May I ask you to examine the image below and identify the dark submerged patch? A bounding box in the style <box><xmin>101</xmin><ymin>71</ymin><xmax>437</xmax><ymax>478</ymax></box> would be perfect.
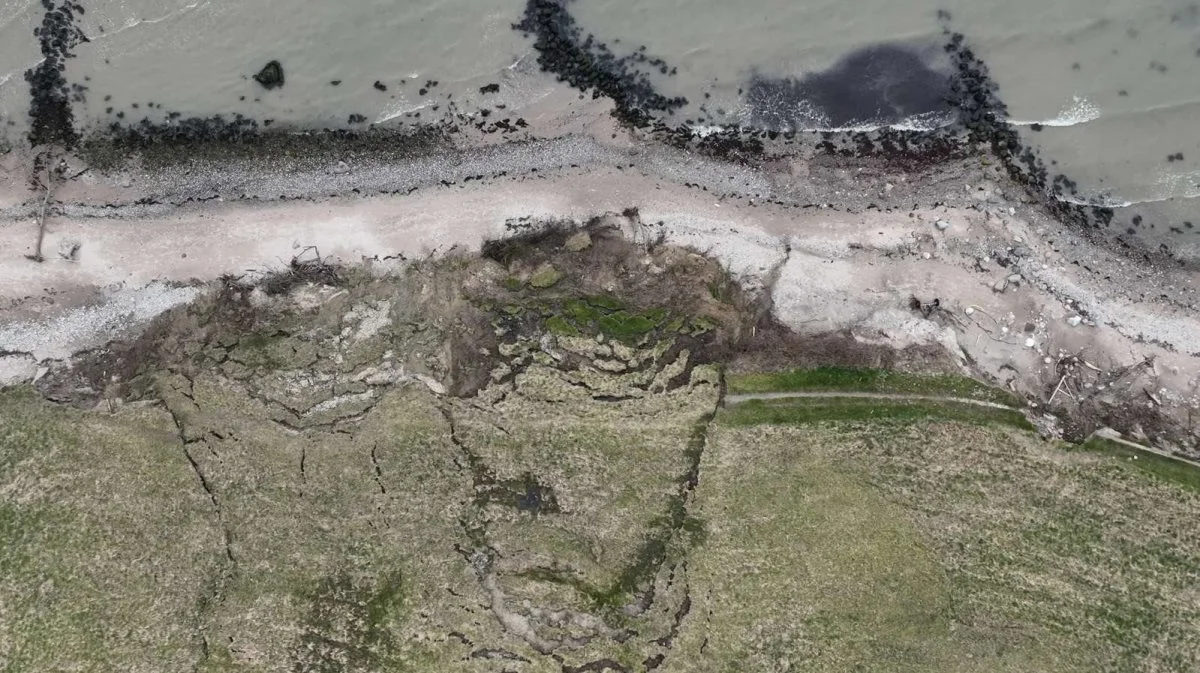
<box><xmin>745</xmin><ymin>44</ymin><xmax>953</xmax><ymax>131</ymax></box>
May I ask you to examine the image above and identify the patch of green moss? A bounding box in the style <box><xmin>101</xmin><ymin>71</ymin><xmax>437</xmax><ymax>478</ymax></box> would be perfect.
<box><xmin>230</xmin><ymin>330</ymin><xmax>291</xmax><ymax>369</ymax></box>
<box><xmin>529</xmin><ymin>264</ymin><xmax>564</xmax><ymax>289</ymax></box>
<box><xmin>546</xmin><ymin>297</ymin><xmax>670</xmax><ymax>345</ymax></box>
<box><xmin>501</xmin><ymin>276</ymin><xmax>524</xmax><ymax>292</ymax></box>
<box><xmin>586</xmin><ymin>295</ymin><xmax>625</xmax><ymax>311</ymax></box>
<box><xmin>686</xmin><ymin>315</ymin><xmax>718</xmax><ymax>336</ymax></box>
<box><xmin>727</xmin><ymin>367</ymin><xmax>1023</xmax><ymax>407</ymax></box>
<box><xmin>290</xmin><ymin>570</ymin><xmax>408</xmax><ymax>672</ymax></box>
<box><xmin>528</xmin><ymin>417</ymin><xmax>710</xmax><ymax>614</ymax></box>
<box><xmin>706</xmin><ymin>278</ymin><xmax>737</xmax><ymax>304</ymax></box>
<box><xmin>546</xmin><ymin>315</ymin><xmax>581</xmax><ymax>336</ymax></box>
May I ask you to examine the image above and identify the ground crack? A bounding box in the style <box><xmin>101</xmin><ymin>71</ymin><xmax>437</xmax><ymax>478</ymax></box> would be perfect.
<box><xmin>162</xmin><ymin>386</ymin><xmax>237</xmax><ymax>568</ymax></box>
<box><xmin>369</xmin><ymin>442</ymin><xmax>387</xmax><ymax>494</ymax></box>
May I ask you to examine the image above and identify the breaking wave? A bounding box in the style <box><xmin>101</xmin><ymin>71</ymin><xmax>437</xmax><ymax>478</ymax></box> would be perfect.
<box><xmin>1009</xmin><ymin>96</ymin><xmax>1101</xmax><ymax>127</ymax></box>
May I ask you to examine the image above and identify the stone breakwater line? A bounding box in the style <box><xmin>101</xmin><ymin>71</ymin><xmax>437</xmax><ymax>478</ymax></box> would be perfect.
<box><xmin>513</xmin><ymin>4</ymin><xmax>1187</xmax><ymax>265</ymax></box>
<box><xmin>26</xmin><ymin>0</ymin><xmax>87</xmax><ymax>149</ymax></box>
<box><xmin>5</xmin><ymin>2</ymin><xmax>1193</xmax><ymax>266</ymax></box>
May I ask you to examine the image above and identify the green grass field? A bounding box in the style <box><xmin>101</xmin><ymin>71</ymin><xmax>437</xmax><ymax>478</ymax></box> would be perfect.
<box><xmin>1072</xmin><ymin>435</ymin><xmax>1200</xmax><ymax>493</ymax></box>
<box><xmin>674</xmin><ymin>400</ymin><xmax>1200</xmax><ymax>672</ymax></box>
<box><xmin>726</xmin><ymin>366</ymin><xmax>1023</xmax><ymax>407</ymax></box>
<box><xmin>4</xmin><ymin>360</ymin><xmax>1199</xmax><ymax>672</ymax></box>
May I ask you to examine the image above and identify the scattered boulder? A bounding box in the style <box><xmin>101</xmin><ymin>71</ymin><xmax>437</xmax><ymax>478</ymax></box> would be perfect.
<box><xmin>57</xmin><ymin>239</ymin><xmax>81</xmax><ymax>261</ymax></box>
<box><xmin>991</xmin><ymin>278</ymin><xmax>1008</xmax><ymax>293</ymax></box>
<box><xmin>253</xmin><ymin>60</ymin><xmax>285</xmax><ymax>90</ymax></box>
<box><xmin>1066</xmin><ymin>315</ymin><xmax>1083</xmax><ymax>327</ymax></box>
<box><xmin>529</xmin><ymin>263</ymin><xmax>563</xmax><ymax>288</ymax></box>
<box><xmin>0</xmin><ymin>353</ymin><xmax>37</xmax><ymax>387</ymax></box>
<box><xmin>564</xmin><ymin>231</ymin><xmax>592</xmax><ymax>252</ymax></box>
<box><xmin>934</xmin><ymin>219</ymin><xmax>950</xmax><ymax>231</ymax></box>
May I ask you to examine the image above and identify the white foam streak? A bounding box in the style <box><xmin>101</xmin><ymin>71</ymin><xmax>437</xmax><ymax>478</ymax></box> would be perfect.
<box><xmin>1057</xmin><ymin>170</ymin><xmax>1200</xmax><ymax>208</ymax></box>
<box><xmin>0</xmin><ymin>57</ymin><xmax>45</xmax><ymax>91</ymax></box>
<box><xmin>1010</xmin><ymin>96</ymin><xmax>1100</xmax><ymax>127</ymax></box>
<box><xmin>375</xmin><ymin>101</ymin><xmax>428</xmax><ymax>124</ymax></box>
<box><xmin>97</xmin><ymin>0</ymin><xmax>209</xmax><ymax>42</ymax></box>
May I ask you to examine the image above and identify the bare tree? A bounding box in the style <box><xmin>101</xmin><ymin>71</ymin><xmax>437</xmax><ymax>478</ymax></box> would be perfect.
<box><xmin>25</xmin><ymin>147</ymin><xmax>66</xmax><ymax>263</ymax></box>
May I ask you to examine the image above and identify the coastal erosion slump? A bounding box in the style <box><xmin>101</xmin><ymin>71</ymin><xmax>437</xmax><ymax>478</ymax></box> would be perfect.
<box><xmin>7</xmin><ymin>206</ymin><xmax>1200</xmax><ymax>454</ymax></box>
<box><xmin>1</xmin><ymin>218</ymin><xmax>759</xmax><ymax>670</ymax></box>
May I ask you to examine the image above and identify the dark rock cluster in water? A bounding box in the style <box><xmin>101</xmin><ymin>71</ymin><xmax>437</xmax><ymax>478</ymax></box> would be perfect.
<box><xmin>25</xmin><ymin>0</ymin><xmax>89</xmax><ymax>148</ymax></box>
<box><xmin>745</xmin><ymin>45</ymin><xmax>953</xmax><ymax>131</ymax></box>
<box><xmin>514</xmin><ymin>0</ymin><xmax>687</xmax><ymax>126</ymax></box>
<box><xmin>252</xmin><ymin>60</ymin><xmax>285</xmax><ymax>90</ymax></box>
<box><xmin>103</xmin><ymin>114</ymin><xmax>261</xmax><ymax>147</ymax></box>
<box><xmin>939</xmin><ymin>26</ymin><xmax>1120</xmax><ymax>240</ymax></box>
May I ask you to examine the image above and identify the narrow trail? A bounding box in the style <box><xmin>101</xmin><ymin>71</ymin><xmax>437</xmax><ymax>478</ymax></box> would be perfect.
<box><xmin>723</xmin><ymin>390</ymin><xmax>1016</xmax><ymax>410</ymax></box>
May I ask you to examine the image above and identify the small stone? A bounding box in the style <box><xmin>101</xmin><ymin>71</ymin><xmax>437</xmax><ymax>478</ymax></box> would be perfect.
<box><xmin>529</xmin><ymin>263</ymin><xmax>564</xmax><ymax>289</ymax></box>
<box><xmin>1007</xmin><ymin>273</ymin><xmax>1022</xmax><ymax>284</ymax></box>
<box><xmin>934</xmin><ymin>219</ymin><xmax>950</xmax><ymax>231</ymax></box>
<box><xmin>252</xmin><ymin>60</ymin><xmax>285</xmax><ymax>90</ymax></box>
<box><xmin>964</xmin><ymin>307</ymin><xmax>975</xmax><ymax>315</ymax></box>
<box><xmin>57</xmin><ymin>239</ymin><xmax>80</xmax><ymax>261</ymax></box>
<box><xmin>1024</xmin><ymin>337</ymin><xmax>1036</xmax><ymax>348</ymax></box>
<box><xmin>922</xmin><ymin>252</ymin><xmax>932</xmax><ymax>260</ymax></box>
<box><xmin>1044</xmin><ymin>357</ymin><xmax>1053</xmax><ymax>364</ymax></box>
<box><xmin>564</xmin><ymin>231</ymin><xmax>592</xmax><ymax>252</ymax></box>
<box><xmin>1066</xmin><ymin>315</ymin><xmax>1083</xmax><ymax>327</ymax></box>
<box><xmin>992</xmin><ymin>279</ymin><xmax>1008</xmax><ymax>293</ymax></box>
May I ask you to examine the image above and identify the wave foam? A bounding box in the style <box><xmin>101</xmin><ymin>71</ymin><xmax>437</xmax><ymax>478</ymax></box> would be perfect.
<box><xmin>1010</xmin><ymin>96</ymin><xmax>1100</xmax><ymax>127</ymax></box>
<box><xmin>1057</xmin><ymin>171</ymin><xmax>1200</xmax><ymax>209</ymax></box>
